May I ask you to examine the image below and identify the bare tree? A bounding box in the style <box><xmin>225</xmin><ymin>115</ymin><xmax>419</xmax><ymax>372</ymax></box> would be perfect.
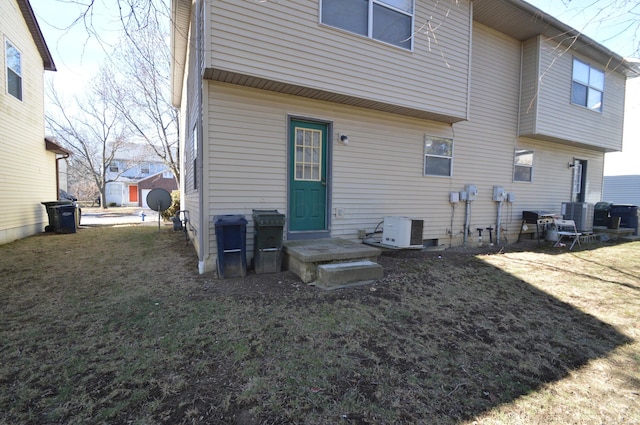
<box><xmin>45</xmin><ymin>70</ymin><xmax>132</xmax><ymax>208</ymax></box>
<box><xmin>103</xmin><ymin>18</ymin><xmax>180</xmax><ymax>186</ymax></box>
<box><xmin>40</xmin><ymin>0</ymin><xmax>179</xmax><ymax>185</ymax></box>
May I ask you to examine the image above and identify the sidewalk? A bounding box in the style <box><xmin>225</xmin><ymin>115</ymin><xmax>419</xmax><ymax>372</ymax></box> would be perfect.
<box><xmin>80</xmin><ymin>207</ymin><xmax>162</xmax><ymax>226</ymax></box>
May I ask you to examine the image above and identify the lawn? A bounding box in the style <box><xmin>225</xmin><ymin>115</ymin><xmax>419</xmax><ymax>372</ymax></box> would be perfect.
<box><xmin>1</xmin><ymin>226</ymin><xmax>638</xmax><ymax>424</ymax></box>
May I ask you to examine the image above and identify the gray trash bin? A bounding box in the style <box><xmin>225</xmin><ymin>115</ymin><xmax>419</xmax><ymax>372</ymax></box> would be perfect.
<box><xmin>252</xmin><ymin>209</ymin><xmax>285</xmax><ymax>274</ymax></box>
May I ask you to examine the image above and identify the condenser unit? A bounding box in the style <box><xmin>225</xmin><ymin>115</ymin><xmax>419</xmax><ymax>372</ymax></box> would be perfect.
<box><xmin>382</xmin><ymin>216</ymin><xmax>424</xmax><ymax>248</ymax></box>
<box><xmin>561</xmin><ymin>202</ymin><xmax>594</xmax><ymax>232</ymax></box>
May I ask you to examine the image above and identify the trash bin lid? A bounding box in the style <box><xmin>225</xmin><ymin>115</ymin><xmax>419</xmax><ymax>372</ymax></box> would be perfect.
<box><xmin>594</xmin><ymin>201</ymin><xmax>613</xmax><ymax>210</ymax></box>
<box><xmin>214</xmin><ymin>214</ymin><xmax>247</xmax><ymax>226</ymax></box>
<box><xmin>252</xmin><ymin>209</ymin><xmax>285</xmax><ymax>226</ymax></box>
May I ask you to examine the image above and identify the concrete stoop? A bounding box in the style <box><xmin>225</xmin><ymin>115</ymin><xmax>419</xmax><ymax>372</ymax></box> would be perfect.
<box><xmin>283</xmin><ymin>238</ymin><xmax>383</xmax><ymax>287</ymax></box>
<box><xmin>313</xmin><ymin>260</ymin><xmax>384</xmax><ymax>290</ymax></box>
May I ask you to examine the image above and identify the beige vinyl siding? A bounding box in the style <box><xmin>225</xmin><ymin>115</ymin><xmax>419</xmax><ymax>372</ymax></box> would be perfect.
<box><xmin>519</xmin><ymin>36</ymin><xmax>626</xmax><ymax>152</ymax></box>
<box><xmin>205</xmin><ymin>0</ymin><xmax>471</xmax><ymax>122</ymax></box>
<box><xmin>0</xmin><ymin>0</ymin><xmax>56</xmax><ymax>245</ymax></box>
<box><xmin>518</xmin><ymin>37</ymin><xmax>539</xmax><ymax>135</ymax></box>
<box><xmin>180</xmin><ymin>3</ymin><xmax>201</xmax><ymax>254</ymax></box>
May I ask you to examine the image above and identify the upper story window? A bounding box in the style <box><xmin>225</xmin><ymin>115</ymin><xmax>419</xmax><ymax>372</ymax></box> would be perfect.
<box><xmin>424</xmin><ymin>135</ymin><xmax>453</xmax><ymax>177</ymax></box>
<box><xmin>571</xmin><ymin>58</ymin><xmax>604</xmax><ymax>112</ymax></box>
<box><xmin>109</xmin><ymin>162</ymin><xmax>120</xmax><ymax>173</ymax></box>
<box><xmin>321</xmin><ymin>0</ymin><xmax>414</xmax><ymax>50</ymax></box>
<box><xmin>514</xmin><ymin>150</ymin><xmax>533</xmax><ymax>182</ymax></box>
<box><xmin>140</xmin><ymin>164</ymin><xmax>150</xmax><ymax>174</ymax></box>
<box><xmin>5</xmin><ymin>39</ymin><xmax>22</xmax><ymax>101</ymax></box>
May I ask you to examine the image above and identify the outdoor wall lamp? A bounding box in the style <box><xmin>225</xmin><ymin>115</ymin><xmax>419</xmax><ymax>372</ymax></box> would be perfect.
<box><xmin>339</xmin><ymin>134</ymin><xmax>349</xmax><ymax>145</ymax></box>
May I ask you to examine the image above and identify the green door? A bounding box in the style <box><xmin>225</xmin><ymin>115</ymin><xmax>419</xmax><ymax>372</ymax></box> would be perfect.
<box><xmin>289</xmin><ymin>120</ymin><xmax>328</xmax><ymax>232</ymax></box>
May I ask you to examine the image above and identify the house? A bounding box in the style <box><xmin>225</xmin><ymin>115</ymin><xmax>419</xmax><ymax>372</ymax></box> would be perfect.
<box><xmin>170</xmin><ymin>0</ymin><xmax>640</xmax><ymax>274</ymax></box>
<box><xmin>105</xmin><ymin>148</ymin><xmax>177</xmax><ymax>207</ymax></box>
<box><xmin>0</xmin><ymin>0</ymin><xmax>57</xmax><ymax>245</ymax></box>
<box><xmin>603</xmin><ymin>175</ymin><xmax>640</xmax><ymax>206</ymax></box>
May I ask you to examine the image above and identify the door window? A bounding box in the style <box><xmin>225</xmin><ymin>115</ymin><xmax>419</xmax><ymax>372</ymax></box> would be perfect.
<box><xmin>294</xmin><ymin>127</ymin><xmax>322</xmax><ymax>181</ymax></box>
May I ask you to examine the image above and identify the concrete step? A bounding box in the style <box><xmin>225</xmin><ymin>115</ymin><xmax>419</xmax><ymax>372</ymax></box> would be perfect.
<box><xmin>283</xmin><ymin>238</ymin><xmax>381</xmax><ymax>283</ymax></box>
<box><xmin>313</xmin><ymin>260</ymin><xmax>383</xmax><ymax>290</ymax></box>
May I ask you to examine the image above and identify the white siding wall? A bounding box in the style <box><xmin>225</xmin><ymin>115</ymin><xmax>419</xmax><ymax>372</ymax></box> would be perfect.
<box><xmin>205</xmin><ymin>0</ymin><xmax>471</xmax><ymax>121</ymax></box>
<box><xmin>0</xmin><ymin>0</ymin><xmax>56</xmax><ymax>245</ymax></box>
<box><xmin>519</xmin><ymin>36</ymin><xmax>626</xmax><ymax>152</ymax></box>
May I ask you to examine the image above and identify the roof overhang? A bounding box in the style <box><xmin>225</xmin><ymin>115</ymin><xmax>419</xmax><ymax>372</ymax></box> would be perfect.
<box><xmin>45</xmin><ymin>137</ymin><xmax>70</xmax><ymax>155</ymax></box>
<box><xmin>16</xmin><ymin>0</ymin><xmax>56</xmax><ymax>71</ymax></box>
<box><xmin>473</xmin><ymin>0</ymin><xmax>640</xmax><ymax>78</ymax></box>
<box><xmin>170</xmin><ymin>0</ymin><xmax>192</xmax><ymax>108</ymax></box>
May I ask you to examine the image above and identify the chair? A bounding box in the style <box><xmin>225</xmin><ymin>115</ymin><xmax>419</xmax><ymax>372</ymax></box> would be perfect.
<box><xmin>553</xmin><ymin>219</ymin><xmax>581</xmax><ymax>250</ymax></box>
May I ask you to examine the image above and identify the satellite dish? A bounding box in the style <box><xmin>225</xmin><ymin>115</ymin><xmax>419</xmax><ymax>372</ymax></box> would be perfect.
<box><xmin>146</xmin><ymin>188</ymin><xmax>172</xmax><ymax>212</ymax></box>
<box><xmin>146</xmin><ymin>188</ymin><xmax>172</xmax><ymax>231</ymax></box>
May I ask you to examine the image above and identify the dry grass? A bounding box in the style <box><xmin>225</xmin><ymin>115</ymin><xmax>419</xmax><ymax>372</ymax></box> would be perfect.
<box><xmin>0</xmin><ymin>226</ymin><xmax>638</xmax><ymax>424</ymax></box>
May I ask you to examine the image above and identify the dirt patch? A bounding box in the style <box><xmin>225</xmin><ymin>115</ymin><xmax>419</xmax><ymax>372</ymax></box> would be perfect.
<box><xmin>1</xmin><ymin>228</ymin><xmax>638</xmax><ymax>424</ymax></box>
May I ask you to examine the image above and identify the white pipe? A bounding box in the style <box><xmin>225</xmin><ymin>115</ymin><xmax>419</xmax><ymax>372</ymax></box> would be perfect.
<box><xmin>496</xmin><ymin>201</ymin><xmax>503</xmax><ymax>244</ymax></box>
<box><xmin>463</xmin><ymin>200</ymin><xmax>470</xmax><ymax>247</ymax></box>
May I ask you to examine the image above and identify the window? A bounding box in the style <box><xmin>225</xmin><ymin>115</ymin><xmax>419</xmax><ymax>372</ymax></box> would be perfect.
<box><xmin>294</xmin><ymin>127</ymin><xmax>322</xmax><ymax>181</ymax></box>
<box><xmin>571</xmin><ymin>58</ymin><xmax>604</xmax><ymax>112</ymax></box>
<box><xmin>424</xmin><ymin>136</ymin><xmax>453</xmax><ymax>177</ymax></box>
<box><xmin>140</xmin><ymin>164</ymin><xmax>150</xmax><ymax>174</ymax></box>
<box><xmin>321</xmin><ymin>0</ymin><xmax>414</xmax><ymax>50</ymax></box>
<box><xmin>514</xmin><ymin>150</ymin><xmax>533</xmax><ymax>182</ymax></box>
<box><xmin>5</xmin><ymin>39</ymin><xmax>22</xmax><ymax>100</ymax></box>
<box><xmin>109</xmin><ymin>162</ymin><xmax>120</xmax><ymax>173</ymax></box>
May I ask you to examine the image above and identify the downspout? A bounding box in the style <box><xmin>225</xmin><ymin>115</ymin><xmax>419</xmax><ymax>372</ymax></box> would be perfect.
<box><xmin>196</xmin><ymin>0</ymin><xmax>206</xmax><ymax>274</ymax></box>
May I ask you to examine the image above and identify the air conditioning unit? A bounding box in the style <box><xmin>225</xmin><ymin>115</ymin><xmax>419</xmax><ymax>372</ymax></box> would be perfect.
<box><xmin>382</xmin><ymin>216</ymin><xmax>424</xmax><ymax>248</ymax></box>
<box><xmin>561</xmin><ymin>202</ymin><xmax>594</xmax><ymax>232</ymax></box>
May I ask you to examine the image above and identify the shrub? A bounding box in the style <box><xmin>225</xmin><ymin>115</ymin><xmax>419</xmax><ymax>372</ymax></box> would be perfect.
<box><xmin>161</xmin><ymin>190</ymin><xmax>180</xmax><ymax>221</ymax></box>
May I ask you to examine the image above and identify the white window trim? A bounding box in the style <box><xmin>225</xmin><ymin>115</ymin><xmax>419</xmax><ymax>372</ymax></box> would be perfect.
<box><xmin>320</xmin><ymin>0</ymin><xmax>415</xmax><ymax>51</ymax></box>
<box><xmin>5</xmin><ymin>37</ymin><xmax>23</xmax><ymax>101</ymax></box>
<box><xmin>513</xmin><ymin>149</ymin><xmax>534</xmax><ymax>183</ymax></box>
<box><xmin>423</xmin><ymin>135</ymin><xmax>453</xmax><ymax>178</ymax></box>
<box><xmin>571</xmin><ymin>58</ymin><xmax>604</xmax><ymax>113</ymax></box>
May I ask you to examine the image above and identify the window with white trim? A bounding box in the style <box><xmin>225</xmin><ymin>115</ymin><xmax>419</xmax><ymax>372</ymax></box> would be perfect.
<box><xmin>424</xmin><ymin>135</ymin><xmax>453</xmax><ymax>177</ymax></box>
<box><xmin>140</xmin><ymin>164</ymin><xmax>150</xmax><ymax>174</ymax></box>
<box><xmin>321</xmin><ymin>0</ymin><xmax>414</xmax><ymax>50</ymax></box>
<box><xmin>514</xmin><ymin>150</ymin><xmax>533</xmax><ymax>182</ymax></box>
<box><xmin>5</xmin><ymin>39</ymin><xmax>22</xmax><ymax>100</ymax></box>
<box><xmin>571</xmin><ymin>58</ymin><xmax>604</xmax><ymax>112</ymax></box>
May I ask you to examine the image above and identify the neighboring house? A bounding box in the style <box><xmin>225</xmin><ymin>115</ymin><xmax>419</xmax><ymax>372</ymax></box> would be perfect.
<box><xmin>139</xmin><ymin>171</ymin><xmax>179</xmax><ymax>209</ymax></box>
<box><xmin>603</xmin><ymin>175</ymin><xmax>640</xmax><ymax>206</ymax></box>
<box><xmin>1</xmin><ymin>0</ymin><xmax>57</xmax><ymax>245</ymax></box>
<box><xmin>105</xmin><ymin>146</ymin><xmax>176</xmax><ymax>207</ymax></box>
<box><xmin>171</xmin><ymin>0</ymin><xmax>640</xmax><ymax>273</ymax></box>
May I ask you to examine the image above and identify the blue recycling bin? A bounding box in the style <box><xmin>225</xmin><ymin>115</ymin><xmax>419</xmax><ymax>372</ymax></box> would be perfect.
<box><xmin>53</xmin><ymin>204</ymin><xmax>77</xmax><ymax>234</ymax></box>
<box><xmin>214</xmin><ymin>214</ymin><xmax>247</xmax><ymax>278</ymax></box>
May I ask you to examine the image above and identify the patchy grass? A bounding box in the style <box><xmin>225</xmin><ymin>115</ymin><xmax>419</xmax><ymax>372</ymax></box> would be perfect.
<box><xmin>0</xmin><ymin>227</ymin><xmax>638</xmax><ymax>424</ymax></box>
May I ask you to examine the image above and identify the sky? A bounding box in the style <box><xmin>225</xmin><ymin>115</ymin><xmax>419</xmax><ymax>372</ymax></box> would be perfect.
<box><xmin>29</xmin><ymin>0</ymin><xmax>639</xmax><ymax>176</ymax></box>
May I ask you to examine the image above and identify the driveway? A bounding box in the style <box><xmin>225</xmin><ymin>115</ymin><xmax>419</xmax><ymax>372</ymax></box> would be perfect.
<box><xmin>80</xmin><ymin>207</ymin><xmax>162</xmax><ymax>226</ymax></box>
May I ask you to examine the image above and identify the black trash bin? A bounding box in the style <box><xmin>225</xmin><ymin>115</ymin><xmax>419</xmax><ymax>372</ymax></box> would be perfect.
<box><xmin>252</xmin><ymin>209</ymin><xmax>285</xmax><ymax>274</ymax></box>
<box><xmin>214</xmin><ymin>214</ymin><xmax>247</xmax><ymax>278</ymax></box>
<box><xmin>53</xmin><ymin>204</ymin><xmax>78</xmax><ymax>233</ymax></box>
<box><xmin>593</xmin><ymin>201</ymin><xmax>613</xmax><ymax>227</ymax></box>
<box><xmin>41</xmin><ymin>200</ymin><xmax>73</xmax><ymax>232</ymax></box>
<box><xmin>610</xmin><ymin>204</ymin><xmax>639</xmax><ymax>236</ymax></box>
